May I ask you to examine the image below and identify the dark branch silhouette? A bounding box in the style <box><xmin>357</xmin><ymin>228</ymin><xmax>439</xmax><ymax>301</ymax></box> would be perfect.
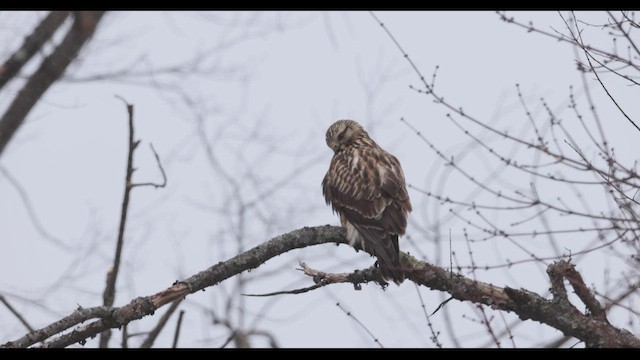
<box><xmin>172</xmin><ymin>310</ymin><xmax>185</xmax><ymax>348</ymax></box>
<box><xmin>100</xmin><ymin>97</ymin><xmax>168</xmax><ymax>347</ymax></box>
<box><xmin>0</xmin><ymin>11</ymin><xmax>70</xmax><ymax>91</ymax></box>
<box><xmin>0</xmin><ymin>295</ymin><xmax>35</xmax><ymax>333</ymax></box>
<box><xmin>140</xmin><ymin>300</ymin><xmax>183</xmax><ymax>348</ymax></box>
<box><xmin>0</xmin><ymin>11</ymin><xmax>105</xmax><ymax>157</ymax></box>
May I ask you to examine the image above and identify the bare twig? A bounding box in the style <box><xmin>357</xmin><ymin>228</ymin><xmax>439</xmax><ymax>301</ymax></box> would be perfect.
<box><xmin>607</xmin><ymin>11</ymin><xmax>640</xmax><ymax>58</ymax></box>
<box><xmin>335</xmin><ymin>302</ymin><xmax>384</xmax><ymax>348</ymax></box>
<box><xmin>99</xmin><ymin>97</ymin><xmax>136</xmax><ymax>348</ymax></box>
<box><xmin>430</xmin><ymin>296</ymin><xmax>455</xmax><ymax>316</ymax></box>
<box><xmin>0</xmin><ymin>294</ymin><xmax>35</xmax><ymax>333</ymax></box>
<box><xmin>368</xmin><ymin>11</ymin><xmax>432</xmax><ymax>94</ymax></box>
<box><xmin>219</xmin><ymin>331</ymin><xmax>237</xmax><ymax>349</ymax></box>
<box><xmin>498</xmin><ymin>311</ymin><xmax>516</xmax><ymax>348</ymax></box>
<box><xmin>0</xmin><ymin>165</ymin><xmax>70</xmax><ymax>251</ymax></box>
<box><xmin>477</xmin><ymin>304</ymin><xmax>501</xmax><ymax>348</ymax></box>
<box><xmin>242</xmin><ymin>283</ymin><xmax>326</xmax><ymax>297</ymax></box>
<box><xmin>121</xmin><ymin>325</ymin><xmax>128</xmax><ymax>348</ymax></box>
<box><xmin>497</xmin><ymin>11</ymin><xmax>640</xmax><ymax>71</ymax></box>
<box><xmin>561</xmin><ymin>12</ymin><xmax>640</xmax><ymax>133</ymax></box>
<box><xmin>246</xmin><ymin>330</ymin><xmax>279</xmax><ymax>348</ymax></box>
<box><xmin>100</xmin><ymin>97</ymin><xmax>167</xmax><ymax>348</ymax></box>
<box><xmin>414</xmin><ymin>286</ymin><xmax>442</xmax><ymax>348</ymax></box>
<box><xmin>140</xmin><ymin>300</ymin><xmax>183</xmax><ymax>348</ymax></box>
<box><xmin>172</xmin><ymin>310</ymin><xmax>185</xmax><ymax>348</ymax></box>
<box><xmin>242</xmin><ymin>262</ymin><xmax>385</xmax><ymax>296</ymax></box>
<box><xmin>131</xmin><ymin>143</ymin><xmax>168</xmax><ymax>189</ymax></box>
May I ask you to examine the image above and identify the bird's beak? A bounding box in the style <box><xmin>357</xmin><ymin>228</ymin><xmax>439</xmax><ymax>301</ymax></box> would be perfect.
<box><xmin>327</xmin><ymin>140</ymin><xmax>337</xmax><ymax>152</ymax></box>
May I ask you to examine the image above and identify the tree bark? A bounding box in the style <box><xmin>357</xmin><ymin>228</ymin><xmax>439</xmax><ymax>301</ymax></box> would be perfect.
<box><xmin>1</xmin><ymin>225</ymin><xmax>637</xmax><ymax>348</ymax></box>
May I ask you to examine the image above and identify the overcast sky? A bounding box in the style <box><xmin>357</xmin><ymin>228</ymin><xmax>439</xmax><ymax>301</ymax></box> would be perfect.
<box><xmin>1</xmin><ymin>11</ymin><xmax>637</xmax><ymax>348</ymax></box>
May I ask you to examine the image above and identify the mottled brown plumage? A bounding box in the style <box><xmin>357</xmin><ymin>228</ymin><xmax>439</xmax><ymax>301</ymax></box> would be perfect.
<box><xmin>322</xmin><ymin>120</ymin><xmax>412</xmax><ymax>284</ymax></box>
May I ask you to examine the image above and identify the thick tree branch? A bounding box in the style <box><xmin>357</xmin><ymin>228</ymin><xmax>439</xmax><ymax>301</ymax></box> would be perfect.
<box><xmin>2</xmin><ymin>226</ymin><xmax>344</xmax><ymax>348</ymax></box>
<box><xmin>548</xmin><ymin>261</ymin><xmax>609</xmax><ymax>324</ymax></box>
<box><xmin>405</xmin><ymin>257</ymin><xmax>636</xmax><ymax>348</ymax></box>
<box><xmin>547</xmin><ymin>281</ymin><xmax>640</xmax><ymax>348</ymax></box>
<box><xmin>1</xmin><ymin>226</ymin><xmax>638</xmax><ymax>348</ymax></box>
<box><xmin>2</xmin><ymin>305</ymin><xmax>112</xmax><ymax>348</ymax></box>
<box><xmin>0</xmin><ymin>11</ymin><xmax>105</xmax><ymax>157</ymax></box>
<box><xmin>0</xmin><ymin>11</ymin><xmax>71</xmax><ymax>91</ymax></box>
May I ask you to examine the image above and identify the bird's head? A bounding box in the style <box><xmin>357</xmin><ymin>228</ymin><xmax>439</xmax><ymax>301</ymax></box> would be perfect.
<box><xmin>325</xmin><ymin>119</ymin><xmax>369</xmax><ymax>153</ymax></box>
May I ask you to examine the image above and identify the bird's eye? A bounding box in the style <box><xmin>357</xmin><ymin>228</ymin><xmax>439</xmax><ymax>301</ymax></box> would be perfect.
<box><xmin>338</xmin><ymin>131</ymin><xmax>346</xmax><ymax>141</ymax></box>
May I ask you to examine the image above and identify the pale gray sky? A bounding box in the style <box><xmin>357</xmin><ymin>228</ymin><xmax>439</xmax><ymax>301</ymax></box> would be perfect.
<box><xmin>0</xmin><ymin>11</ymin><xmax>637</xmax><ymax>348</ymax></box>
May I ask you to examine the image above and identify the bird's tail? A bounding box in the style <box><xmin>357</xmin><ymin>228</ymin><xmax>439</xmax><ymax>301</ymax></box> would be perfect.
<box><xmin>353</xmin><ymin>224</ymin><xmax>405</xmax><ymax>285</ymax></box>
<box><xmin>377</xmin><ymin>234</ymin><xmax>405</xmax><ymax>285</ymax></box>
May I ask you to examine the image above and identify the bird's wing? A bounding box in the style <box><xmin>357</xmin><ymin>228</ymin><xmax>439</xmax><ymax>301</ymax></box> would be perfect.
<box><xmin>322</xmin><ymin>146</ymin><xmax>412</xmax><ymax>283</ymax></box>
<box><xmin>322</xmin><ymin>146</ymin><xmax>410</xmax><ymax>235</ymax></box>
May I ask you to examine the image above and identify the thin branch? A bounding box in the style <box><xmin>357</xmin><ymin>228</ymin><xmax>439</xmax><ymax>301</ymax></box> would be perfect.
<box><xmin>171</xmin><ymin>310</ymin><xmax>184</xmax><ymax>349</ymax></box>
<box><xmin>0</xmin><ymin>165</ymin><xmax>71</xmax><ymax>251</ymax></box>
<box><xmin>498</xmin><ymin>311</ymin><xmax>517</xmax><ymax>348</ymax></box>
<box><xmin>131</xmin><ymin>143</ymin><xmax>167</xmax><ymax>189</ymax></box>
<box><xmin>242</xmin><ymin>262</ymin><xmax>384</xmax><ymax>297</ymax></box>
<box><xmin>140</xmin><ymin>299</ymin><xmax>182</xmax><ymax>348</ymax></box>
<box><xmin>100</xmin><ymin>98</ymin><xmax>168</xmax><ymax>348</ymax></box>
<box><xmin>430</xmin><ymin>296</ymin><xmax>455</xmax><ymax>316</ymax></box>
<box><xmin>99</xmin><ymin>96</ymin><xmax>136</xmax><ymax>348</ymax></box>
<box><xmin>497</xmin><ymin>11</ymin><xmax>640</xmax><ymax>71</ymax></box>
<box><xmin>607</xmin><ymin>11</ymin><xmax>640</xmax><ymax>58</ymax></box>
<box><xmin>477</xmin><ymin>304</ymin><xmax>501</xmax><ymax>348</ymax></box>
<box><xmin>246</xmin><ymin>329</ymin><xmax>279</xmax><ymax>348</ymax></box>
<box><xmin>335</xmin><ymin>302</ymin><xmax>384</xmax><ymax>348</ymax></box>
<box><xmin>368</xmin><ymin>11</ymin><xmax>432</xmax><ymax>93</ymax></box>
<box><xmin>242</xmin><ymin>283</ymin><xmax>326</xmax><ymax>297</ymax></box>
<box><xmin>219</xmin><ymin>331</ymin><xmax>236</xmax><ymax>349</ymax></box>
<box><xmin>172</xmin><ymin>310</ymin><xmax>185</xmax><ymax>348</ymax></box>
<box><xmin>0</xmin><ymin>294</ymin><xmax>35</xmax><ymax>333</ymax></box>
<box><xmin>121</xmin><ymin>325</ymin><xmax>128</xmax><ymax>349</ymax></box>
<box><xmin>415</xmin><ymin>286</ymin><xmax>442</xmax><ymax>348</ymax></box>
<box><xmin>562</xmin><ymin>12</ymin><xmax>640</xmax><ymax>134</ymax></box>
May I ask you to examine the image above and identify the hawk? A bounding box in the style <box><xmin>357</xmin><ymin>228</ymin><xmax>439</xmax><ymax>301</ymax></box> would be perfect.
<box><xmin>322</xmin><ymin>119</ymin><xmax>412</xmax><ymax>284</ymax></box>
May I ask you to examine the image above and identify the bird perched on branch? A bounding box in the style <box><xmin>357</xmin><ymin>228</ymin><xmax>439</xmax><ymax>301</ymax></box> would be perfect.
<box><xmin>322</xmin><ymin>120</ymin><xmax>412</xmax><ymax>284</ymax></box>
